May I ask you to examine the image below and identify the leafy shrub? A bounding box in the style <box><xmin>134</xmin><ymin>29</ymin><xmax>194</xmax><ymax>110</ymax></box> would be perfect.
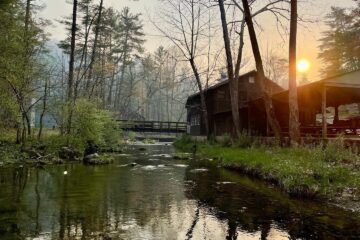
<box><xmin>310</xmin><ymin>136</ymin><xmax>353</xmax><ymax>163</ymax></box>
<box><xmin>71</xmin><ymin>99</ymin><xmax>119</xmax><ymax>147</ymax></box>
<box><xmin>173</xmin><ymin>134</ymin><xmax>194</xmax><ymax>152</ymax></box>
<box><xmin>127</xmin><ymin>131</ymin><xmax>136</xmax><ymax>142</ymax></box>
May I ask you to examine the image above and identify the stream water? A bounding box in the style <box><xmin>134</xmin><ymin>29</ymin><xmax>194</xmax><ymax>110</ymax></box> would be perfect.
<box><xmin>0</xmin><ymin>144</ymin><xmax>360</xmax><ymax>239</ymax></box>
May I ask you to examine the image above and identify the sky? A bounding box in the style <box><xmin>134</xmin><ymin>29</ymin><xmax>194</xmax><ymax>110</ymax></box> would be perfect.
<box><xmin>37</xmin><ymin>0</ymin><xmax>357</xmax><ymax>83</ymax></box>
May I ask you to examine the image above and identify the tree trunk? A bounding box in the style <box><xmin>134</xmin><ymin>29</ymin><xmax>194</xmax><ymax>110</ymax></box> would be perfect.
<box><xmin>68</xmin><ymin>0</ymin><xmax>77</xmax><ymax>101</ymax></box>
<box><xmin>86</xmin><ymin>0</ymin><xmax>104</xmax><ymax>94</ymax></box>
<box><xmin>241</xmin><ymin>0</ymin><xmax>282</xmax><ymax>143</ymax></box>
<box><xmin>38</xmin><ymin>79</ymin><xmax>48</xmax><ymax>140</ymax></box>
<box><xmin>288</xmin><ymin>0</ymin><xmax>301</xmax><ymax>145</ymax></box>
<box><xmin>67</xmin><ymin>0</ymin><xmax>78</xmax><ymax>134</ymax></box>
<box><xmin>218</xmin><ymin>0</ymin><xmax>241</xmax><ymax>138</ymax></box>
<box><xmin>115</xmin><ymin>31</ymin><xmax>129</xmax><ymax>111</ymax></box>
<box><xmin>189</xmin><ymin>58</ymin><xmax>210</xmax><ymax>138</ymax></box>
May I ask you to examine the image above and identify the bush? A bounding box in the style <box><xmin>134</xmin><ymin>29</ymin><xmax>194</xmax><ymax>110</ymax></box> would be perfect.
<box><xmin>314</xmin><ymin>136</ymin><xmax>353</xmax><ymax>163</ymax></box>
<box><xmin>173</xmin><ymin>134</ymin><xmax>194</xmax><ymax>152</ymax></box>
<box><xmin>71</xmin><ymin>99</ymin><xmax>120</xmax><ymax>147</ymax></box>
<box><xmin>126</xmin><ymin>131</ymin><xmax>136</xmax><ymax>142</ymax></box>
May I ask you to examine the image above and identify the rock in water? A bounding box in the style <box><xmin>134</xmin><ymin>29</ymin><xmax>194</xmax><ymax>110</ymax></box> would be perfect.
<box><xmin>83</xmin><ymin>153</ymin><xmax>114</xmax><ymax>165</ymax></box>
<box><xmin>84</xmin><ymin>140</ymin><xmax>99</xmax><ymax>156</ymax></box>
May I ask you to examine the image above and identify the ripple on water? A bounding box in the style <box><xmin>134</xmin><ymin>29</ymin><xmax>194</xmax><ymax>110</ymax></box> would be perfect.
<box><xmin>151</xmin><ymin>154</ymin><xmax>172</xmax><ymax>158</ymax></box>
<box><xmin>141</xmin><ymin>165</ymin><xmax>157</xmax><ymax>170</ymax></box>
<box><xmin>173</xmin><ymin>164</ymin><xmax>188</xmax><ymax>168</ymax></box>
<box><xmin>216</xmin><ymin>181</ymin><xmax>235</xmax><ymax>185</ymax></box>
<box><xmin>190</xmin><ymin>168</ymin><xmax>209</xmax><ymax>173</ymax></box>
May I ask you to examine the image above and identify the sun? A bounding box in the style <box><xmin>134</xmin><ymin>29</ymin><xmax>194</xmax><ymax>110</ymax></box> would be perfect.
<box><xmin>297</xmin><ymin>59</ymin><xmax>310</xmax><ymax>73</ymax></box>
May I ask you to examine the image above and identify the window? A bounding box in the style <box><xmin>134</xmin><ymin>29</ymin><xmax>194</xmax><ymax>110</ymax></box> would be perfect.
<box><xmin>190</xmin><ymin>114</ymin><xmax>201</xmax><ymax>126</ymax></box>
<box><xmin>249</xmin><ymin>76</ymin><xmax>255</xmax><ymax>84</ymax></box>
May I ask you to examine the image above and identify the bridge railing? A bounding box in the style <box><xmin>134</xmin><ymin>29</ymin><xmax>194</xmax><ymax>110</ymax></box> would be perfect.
<box><xmin>117</xmin><ymin>120</ymin><xmax>187</xmax><ymax>133</ymax></box>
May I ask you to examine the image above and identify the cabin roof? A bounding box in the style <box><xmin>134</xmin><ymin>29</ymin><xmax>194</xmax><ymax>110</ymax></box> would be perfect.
<box><xmin>252</xmin><ymin>70</ymin><xmax>360</xmax><ymax>108</ymax></box>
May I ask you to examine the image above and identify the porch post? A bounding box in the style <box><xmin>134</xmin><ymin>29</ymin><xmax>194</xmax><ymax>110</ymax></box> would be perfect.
<box><xmin>334</xmin><ymin>105</ymin><xmax>339</xmax><ymax>123</ymax></box>
<box><xmin>322</xmin><ymin>85</ymin><xmax>327</xmax><ymax>139</ymax></box>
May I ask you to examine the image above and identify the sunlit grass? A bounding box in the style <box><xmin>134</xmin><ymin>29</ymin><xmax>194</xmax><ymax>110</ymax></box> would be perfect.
<box><xmin>174</xmin><ymin>135</ymin><xmax>360</xmax><ymax>199</ymax></box>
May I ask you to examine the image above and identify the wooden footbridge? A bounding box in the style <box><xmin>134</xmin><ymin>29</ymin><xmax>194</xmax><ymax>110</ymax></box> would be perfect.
<box><xmin>117</xmin><ymin>120</ymin><xmax>187</xmax><ymax>133</ymax></box>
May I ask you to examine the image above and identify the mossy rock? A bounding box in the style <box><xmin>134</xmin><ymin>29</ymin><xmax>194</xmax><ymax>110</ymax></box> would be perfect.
<box><xmin>59</xmin><ymin>147</ymin><xmax>82</xmax><ymax>161</ymax></box>
<box><xmin>83</xmin><ymin>154</ymin><xmax>114</xmax><ymax>165</ymax></box>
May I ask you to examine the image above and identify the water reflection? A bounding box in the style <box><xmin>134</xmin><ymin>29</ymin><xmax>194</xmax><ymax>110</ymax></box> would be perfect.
<box><xmin>0</xmin><ymin>145</ymin><xmax>359</xmax><ymax>239</ymax></box>
<box><xmin>184</xmin><ymin>161</ymin><xmax>360</xmax><ymax>239</ymax></box>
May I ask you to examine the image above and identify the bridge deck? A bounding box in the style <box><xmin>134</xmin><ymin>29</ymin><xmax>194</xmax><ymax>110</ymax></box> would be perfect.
<box><xmin>117</xmin><ymin>120</ymin><xmax>187</xmax><ymax>133</ymax></box>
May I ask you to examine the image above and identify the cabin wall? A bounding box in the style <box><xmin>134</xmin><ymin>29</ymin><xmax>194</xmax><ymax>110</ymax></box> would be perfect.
<box><xmin>186</xmin><ymin>72</ymin><xmax>282</xmax><ymax>137</ymax></box>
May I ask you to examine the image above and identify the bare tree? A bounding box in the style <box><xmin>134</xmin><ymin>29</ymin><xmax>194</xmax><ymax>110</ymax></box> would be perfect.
<box><xmin>241</xmin><ymin>0</ymin><xmax>282</xmax><ymax>143</ymax></box>
<box><xmin>154</xmin><ymin>0</ymin><xmax>214</xmax><ymax>138</ymax></box>
<box><xmin>218</xmin><ymin>0</ymin><xmax>242</xmax><ymax>137</ymax></box>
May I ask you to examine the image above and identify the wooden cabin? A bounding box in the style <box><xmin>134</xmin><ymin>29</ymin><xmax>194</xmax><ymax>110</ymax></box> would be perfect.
<box><xmin>186</xmin><ymin>71</ymin><xmax>284</xmax><ymax>136</ymax></box>
<box><xmin>186</xmin><ymin>70</ymin><xmax>360</xmax><ymax>138</ymax></box>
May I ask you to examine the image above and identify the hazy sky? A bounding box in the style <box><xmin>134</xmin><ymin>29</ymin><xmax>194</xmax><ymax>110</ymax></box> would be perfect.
<box><xmin>37</xmin><ymin>0</ymin><xmax>356</xmax><ymax>82</ymax></box>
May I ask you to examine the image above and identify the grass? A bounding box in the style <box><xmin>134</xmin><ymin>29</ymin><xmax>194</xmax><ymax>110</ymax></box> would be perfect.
<box><xmin>174</xmin><ymin>135</ymin><xmax>360</xmax><ymax>200</ymax></box>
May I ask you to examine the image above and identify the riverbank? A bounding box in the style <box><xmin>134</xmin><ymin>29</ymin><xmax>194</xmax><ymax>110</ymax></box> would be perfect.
<box><xmin>0</xmin><ymin>129</ymin><xmax>122</xmax><ymax>167</ymax></box>
<box><xmin>174</xmin><ymin>136</ymin><xmax>360</xmax><ymax>211</ymax></box>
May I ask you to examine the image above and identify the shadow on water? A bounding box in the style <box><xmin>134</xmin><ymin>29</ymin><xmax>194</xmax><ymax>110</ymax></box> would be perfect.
<box><xmin>0</xmin><ymin>144</ymin><xmax>359</xmax><ymax>239</ymax></box>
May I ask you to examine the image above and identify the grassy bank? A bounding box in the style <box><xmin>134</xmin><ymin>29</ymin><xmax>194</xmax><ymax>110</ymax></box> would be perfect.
<box><xmin>0</xmin><ymin>128</ymin><xmax>123</xmax><ymax>166</ymax></box>
<box><xmin>174</xmin><ymin>135</ymin><xmax>360</xmax><ymax>202</ymax></box>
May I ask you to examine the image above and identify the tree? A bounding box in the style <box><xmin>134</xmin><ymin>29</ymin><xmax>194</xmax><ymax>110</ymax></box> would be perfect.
<box><xmin>288</xmin><ymin>0</ymin><xmax>300</xmax><ymax>145</ymax></box>
<box><xmin>86</xmin><ymin>0</ymin><xmax>104</xmax><ymax>95</ymax></box>
<box><xmin>218</xmin><ymin>0</ymin><xmax>242</xmax><ymax>138</ymax></box>
<box><xmin>66</xmin><ymin>0</ymin><xmax>78</xmax><ymax>134</ymax></box>
<box><xmin>0</xmin><ymin>0</ymin><xmax>49</xmax><ymax>144</ymax></box>
<box><xmin>241</xmin><ymin>0</ymin><xmax>282</xmax><ymax>143</ymax></box>
<box><xmin>318</xmin><ymin>2</ymin><xmax>360</xmax><ymax>77</ymax></box>
<box><xmin>68</xmin><ymin>0</ymin><xmax>78</xmax><ymax>101</ymax></box>
<box><xmin>113</xmin><ymin>7</ymin><xmax>145</xmax><ymax>112</ymax></box>
<box><xmin>155</xmin><ymin>0</ymin><xmax>215</xmax><ymax>138</ymax></box>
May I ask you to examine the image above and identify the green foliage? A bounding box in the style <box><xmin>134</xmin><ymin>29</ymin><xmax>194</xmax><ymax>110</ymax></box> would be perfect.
<box><xmin>311</xmin><ymin>136</ymin><xmax>354</xmax><ymax>163</ymax></box>
<box><xmin>318</xmin><ymin>4</ymin><xmax>360</xmax><ymax>77</ymax></box>
<box><xmin>173</xmin><ymin>134</ymin><xmax>194</xmax><ymax>152</ymax></box>
<box><xmin>183</xmin><ymin>139</ymin><xmax>360</xmax><ymax>199</ymax></box>
<box><xmin>142</xmin><ymin>138</ymin><xmax>156</xmax><ymax>144</ymax></box>
<box><xmin>126</xmin><ymin>131</ymin><xmax>136</xmax><ymax>142</ymax></box>
<box><xmin>71</xmin><ymin>99</ymin><xmax>119</xmax><ymax>147</ymax></box>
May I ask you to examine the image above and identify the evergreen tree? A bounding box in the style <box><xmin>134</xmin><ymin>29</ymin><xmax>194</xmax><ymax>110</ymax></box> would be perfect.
<box><xmin>318</xmin><ymin>2</ymin><xmax>360</xmax><ymax>77</ymax></box>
